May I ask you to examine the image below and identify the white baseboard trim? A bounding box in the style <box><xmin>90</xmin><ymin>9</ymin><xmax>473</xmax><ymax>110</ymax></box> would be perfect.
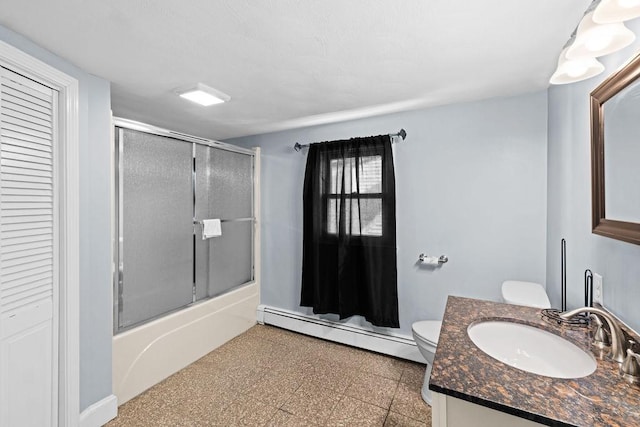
<box><xmin>257</xmin><ymin>305</ymin><xmax>425</xmax><ymax>363</ymax></box>
<box><xmin>79</xmin><ymin>394</ymin><xmax>117</xmax><ymax>427</ymax></box>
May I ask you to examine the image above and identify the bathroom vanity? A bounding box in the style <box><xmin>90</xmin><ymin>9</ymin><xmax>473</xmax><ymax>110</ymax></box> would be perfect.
<box><xmin>429</xmin><ymin>296</ymin><xmax>640</xmax><ymax>427</ymax></box>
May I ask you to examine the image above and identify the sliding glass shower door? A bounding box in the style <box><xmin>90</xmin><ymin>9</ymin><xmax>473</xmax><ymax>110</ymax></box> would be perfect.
<box><xmin>118</xmin><ymin>129</ymin><xmax>194</xmax><ymax>329</ymax></box>
<box><xmin>115</xmin><ymin>124</ymin><xmax>255</xmax><ymax>332</ymax></box>
<box><xmin>194</xmin><ymin>145</ymin><xmax>254</xmax><ymax>300</ymax></box>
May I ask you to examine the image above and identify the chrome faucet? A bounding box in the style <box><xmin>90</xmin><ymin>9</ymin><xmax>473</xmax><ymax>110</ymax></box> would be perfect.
<box><xmin>621</xmin><ymin>341</ymin><xmax>640</xmax><ymax>384</ymax></box>
<box><xmin>559</xmin><ymin>306</ymin><xmax>627</xmax><ymax>364</ymax></box>
<box><xmin>590</xmin><ymin>313</ymin><xmax>611</xmax><ymax>349</ymax></box>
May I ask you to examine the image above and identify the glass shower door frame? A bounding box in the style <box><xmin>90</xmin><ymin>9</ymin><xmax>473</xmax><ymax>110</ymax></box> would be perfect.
<box><xmin>113</xmin><ymin>118</ymin><xmax>256</xmax><ymax>333</ymax></box>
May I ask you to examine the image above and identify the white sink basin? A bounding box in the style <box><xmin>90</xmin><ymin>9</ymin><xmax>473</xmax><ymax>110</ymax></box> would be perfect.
<box><xmin>467</xmin><ymin>321</ymin><xmax>597</xmax><ymax>379</ymax></box>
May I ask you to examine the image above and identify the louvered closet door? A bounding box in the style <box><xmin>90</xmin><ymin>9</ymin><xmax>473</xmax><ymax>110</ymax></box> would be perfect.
<box><xmin>0</xmin><ymin>67</ymin><xmax>57</xmax><ymax>427</ymax></box>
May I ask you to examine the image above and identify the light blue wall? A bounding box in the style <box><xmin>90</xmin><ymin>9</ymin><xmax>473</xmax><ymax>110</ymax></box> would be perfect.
<box><xmin>80</xmin><ymin>76</ymin><xmax>112</xmax><ymax>411</ymax></box>
<box><xmin>0</xmin><ymin>26</ymin><xmax>113</xmax><ymax>411</ymax></box>
<box><xmin>547</xmin><ymin>19</ymin><xmax>640</xmax><ymax>332</ymax></box>
<box><xmin>230</xmin><ymin>91</ymin><xmax>548</xmax><ymax>336</ymax></box>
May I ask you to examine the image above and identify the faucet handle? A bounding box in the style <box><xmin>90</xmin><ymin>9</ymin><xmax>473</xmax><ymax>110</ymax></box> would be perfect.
<box><xmin>590</xmin><ymin>314</ymin><xmax>611</xmax><ymax>349</ymax></box>
<box><xmin>620</xmin><ymin>347</ymin><xmax>640</xmax><ymax>384</ymax></box>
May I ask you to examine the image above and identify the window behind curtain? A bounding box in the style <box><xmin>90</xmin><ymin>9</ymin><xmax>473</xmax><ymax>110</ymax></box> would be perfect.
<box><xmin>326</xmin><ymin>155</ymin><xmax>383</xmax><ymax>236</ymax></box>
<box><xmin>301</xmin><ymin>135</ymin><xmax>399</xmax><ymax>328</ymax></box>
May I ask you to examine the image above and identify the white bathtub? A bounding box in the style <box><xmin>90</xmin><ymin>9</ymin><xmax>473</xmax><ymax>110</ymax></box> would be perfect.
<box><xmin>112</xmin><ymin>282</ymin><xmax>259</xmax><ymax>404</ymax></box>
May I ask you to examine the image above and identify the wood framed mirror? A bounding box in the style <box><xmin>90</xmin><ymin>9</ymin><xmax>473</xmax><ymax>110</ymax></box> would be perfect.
<box><xmin>591</xmin><ymin>53</ymin><xmax>640</xmax><ymax>245</ymax></box>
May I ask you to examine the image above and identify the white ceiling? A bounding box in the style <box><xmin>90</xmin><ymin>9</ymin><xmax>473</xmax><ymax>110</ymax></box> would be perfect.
<box><xmin>0</xmin><ymin>0</ymin><xmax>590</xmax><ymax>140</ymax></box>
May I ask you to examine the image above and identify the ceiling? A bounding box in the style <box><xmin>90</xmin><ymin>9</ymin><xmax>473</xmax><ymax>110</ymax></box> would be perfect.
<box><xmin>0</xmin><ymin>0</ymin><xmax>590</xmax><ymax>140</ymax></box>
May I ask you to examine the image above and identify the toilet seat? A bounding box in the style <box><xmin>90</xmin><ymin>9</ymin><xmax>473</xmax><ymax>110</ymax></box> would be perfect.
<box><xmin>501</xmin><ymin>280</ymin><xmax>551</xmax><ymax>309</ymax></box>
<box><xmin>412</xmin><ymin>320</ymin><xmax>442</xmax><ymax>345</ymax></box>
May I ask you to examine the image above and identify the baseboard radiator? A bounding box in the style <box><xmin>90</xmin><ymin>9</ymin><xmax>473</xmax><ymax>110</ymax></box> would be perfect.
<box><xmin>256</xmin><ymin>305</ymin><xmax>425</xmax><ymax>363</ymax></box>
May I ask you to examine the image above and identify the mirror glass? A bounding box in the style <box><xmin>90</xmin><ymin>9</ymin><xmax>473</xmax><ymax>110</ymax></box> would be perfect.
<box><xmin>591</xmin><ymin>52</ymin><xmax>640</xmax><ymax>245</ymax></box>
<box><xmin>603</xmin><ymin>80</ymin><xmax>640</xmax><ymax>223</ymax></box>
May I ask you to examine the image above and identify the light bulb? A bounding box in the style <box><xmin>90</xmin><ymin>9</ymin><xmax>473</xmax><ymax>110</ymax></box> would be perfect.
<box><xmin>585</xmin><ymin>32</ymin><xmax>613</xmax><ymax>51</ymax></box>
<box><xmin>567</xmin><ymin>11</ymin><xmax>635</xmax><ymax>59</ymax></box>
<box><xmin>619</xmin><ymin>0</ymin><xmax>640</xmax><ymax>8</ymax></box>
<box><xmin>550</xmin><ymin>47</ymin><xmax>605</xmax><ymax>85</ymax></box>
<box><xmin>594</xmin><ymin>0</ymin><xmax>640</xmax><ymax>23</ymax></box>
<box><xmin>564</xmin><ymin>62</ymin><xmax>588</xmax><ymax>78</ymax></box>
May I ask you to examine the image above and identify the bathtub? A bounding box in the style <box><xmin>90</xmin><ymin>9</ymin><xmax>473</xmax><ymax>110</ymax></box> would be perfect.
<box><xmin>112</xmin><ymin>281</ymin><xmax>259</xmax><ymax>404</ymax></box>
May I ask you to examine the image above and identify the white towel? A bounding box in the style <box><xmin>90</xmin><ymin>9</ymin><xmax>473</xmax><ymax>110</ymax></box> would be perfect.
<box><xmin>202</xmin><ymin>219</ymin><xmax>222</xmax><ymax>239</ymax></box>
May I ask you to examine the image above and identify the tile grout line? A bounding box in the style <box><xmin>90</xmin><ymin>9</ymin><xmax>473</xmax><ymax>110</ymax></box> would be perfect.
<box><xmin>323</xmin><ymin>392</ymin><xmax>347</xmax><ymax>427</ymax></box>
<box><xmin>390</xmin><ymin>371</ymin><xmax>402</xmax><ymax>405</ymax></box>
<box><xmin>107</xmin><ymin>325</ymin><xmax>431</xmax><ymax>426</ymax></box>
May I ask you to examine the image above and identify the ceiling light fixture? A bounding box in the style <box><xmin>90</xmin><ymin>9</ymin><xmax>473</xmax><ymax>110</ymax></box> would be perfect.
<box><xmin>594</xmin><ymin>0</ymin><xmax>640</xmax><ymax>23</ymax></box>
<box><xmin>176</xmin><ymin>83</ymin><xmax>230</xmax><ymax>106</ymax></box>
<box><xmin>566</xmin><ymin>11</ymin><xmax>635</xmax><ymax>59</ymax></box>
<box><xmin>550</xmin><ymin>47</ymin><xmax>605</xmax><ymax>84</ymax></box>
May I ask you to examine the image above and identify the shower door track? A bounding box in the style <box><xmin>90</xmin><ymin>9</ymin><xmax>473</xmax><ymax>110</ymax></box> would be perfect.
<box><xmin>113</xmin><ymin>117</ymin><xmax>254</xmax><ymax>156</ymax></box>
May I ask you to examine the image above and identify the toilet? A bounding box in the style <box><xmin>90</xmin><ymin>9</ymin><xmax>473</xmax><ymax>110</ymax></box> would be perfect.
<box><xmin>411</xmin><ymin>281</ymin><xmax>550</xmax><ymax>406</ymax></box>
<box><xmin>501</xmin><ymin>280</ymin><xmax>551</xmax><ymax>309</ymax></box>
<box><xmin>411</xmin><ymin>320</ymin><xmax>442</xmax><ymax>405</ymax></box>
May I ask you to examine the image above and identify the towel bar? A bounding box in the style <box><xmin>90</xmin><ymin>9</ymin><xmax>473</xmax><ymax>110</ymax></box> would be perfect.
<box><xmin>194</xmin><ymin>217</ymin><xmax>254</xmax><ymax>225</ymax></box>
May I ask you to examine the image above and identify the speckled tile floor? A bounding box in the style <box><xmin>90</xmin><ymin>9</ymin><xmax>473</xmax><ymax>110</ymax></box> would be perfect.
<box><xmin>106</xmin><ymin>325</ymin><xmax>431</xmax><ymax>426</ymax></box>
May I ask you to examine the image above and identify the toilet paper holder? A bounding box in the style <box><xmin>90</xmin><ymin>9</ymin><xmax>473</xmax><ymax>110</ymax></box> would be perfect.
<box><xmin>418</xmin><ymin>254</ymin><xmax>449</xmax><ymax>264</ymax></box>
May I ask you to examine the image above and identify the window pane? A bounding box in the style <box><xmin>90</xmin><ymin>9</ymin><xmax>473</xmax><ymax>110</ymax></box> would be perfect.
<box><xmin>327</xmin><ymin>197</ymin><xmax>382</xmax><ymax>236</ymax></box>
<box><xmin>351</xmin><ymin>198</ymin><xmax>382</xmax><ymax>236</ymax></box>
<box><xmin>330</xmin><ymin>157</ymin><xmax>355</xmax><ymax>194</ymax></box>
<box><xmin>328</xmin><ymin>199</ymin><xmax>336</xmax><ymax>234</ymax></box>
<box><xmin>329</xmin><ymin>156</ymin><xmax>381</xmax><ymax>195</ymax></box>
<box><xmin>327</xmin><ymin>154</ymin><xmax>383</xmax><ymax>236</ymax></box>
<box><xmin>358</xmin><ymin>156</ymin><xmax>381</xmax><ymax>194</ymax></box>
<box><xmin>330</xmin><ymin>159</ymin><xmax>341</xmax><ymax>194</ymax></box>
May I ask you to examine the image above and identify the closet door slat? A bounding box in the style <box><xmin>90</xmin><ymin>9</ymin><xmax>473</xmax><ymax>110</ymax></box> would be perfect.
<box><xmin>0</xmin><ymin>68</ymin><xmax>55</xmax><ymax>317</ymax></box>
<box><xmin>1</xmin><ymin>75</ymin><xmax>52</xmax><ymax>99</ymax></box>
<box><xmin>1</xmin><ymin>114</ymin><xmax>51</xmax><ymax>135</ymax></box>
<box><xmin>1</xmin><ymin>108</ymin><xmax>51</xmax><ymax>129</ymax></box>
<box><xmin>1</xmin><ymin>129</ymin><xmax>52</xmax><ymax>148</ymax></box>
<box><xmin>1</xmin><ymin>85</ymin><xmax>52</xmax><ymax>110</ymax></box>
<box><xmin>2</xmin><ymin>142</ymin><xmax>52</xmax><ymax>160</ymax></box>
<box><xmin>1</xmin><ymin>92</ymin><xmax>51</xmax><ymax>116</ymax></box>
<box><xmin>1</xmin><ymin>103</ymin><xmax>51</xmax><ymax>123</ymax></box>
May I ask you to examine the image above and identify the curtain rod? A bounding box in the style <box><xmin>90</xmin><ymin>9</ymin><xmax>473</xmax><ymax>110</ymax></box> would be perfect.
<box><xmin>293</xmin><ymin>128</ymin><xmax>407</xmax><ymax>152</ymax></box>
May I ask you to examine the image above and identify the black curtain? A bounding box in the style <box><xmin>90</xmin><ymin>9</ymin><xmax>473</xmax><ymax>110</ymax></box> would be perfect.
<box><xmin>300</xmin><ymin>134</ymin><xmax>399</xmax><ymax>328</ymax></box>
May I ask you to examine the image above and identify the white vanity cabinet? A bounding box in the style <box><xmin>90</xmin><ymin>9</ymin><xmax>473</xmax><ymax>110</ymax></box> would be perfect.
<box><xmin>431</xmin><ymin>392</ymin><xmax>544</xmax><ymax>427</ymax></box>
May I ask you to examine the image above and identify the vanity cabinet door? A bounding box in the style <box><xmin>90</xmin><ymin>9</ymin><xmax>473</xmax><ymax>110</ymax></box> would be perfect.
<box><xmin>431</xmin><ymin>392</ymin><xmax>543</xmax><ymax>427</ymax></box>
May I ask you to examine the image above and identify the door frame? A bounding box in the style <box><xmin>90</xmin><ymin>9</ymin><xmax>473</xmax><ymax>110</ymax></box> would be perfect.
<box><xmin>0</xmin><ymin>40</ymin><xmax>80</xmax><ymax>425</ymax></box>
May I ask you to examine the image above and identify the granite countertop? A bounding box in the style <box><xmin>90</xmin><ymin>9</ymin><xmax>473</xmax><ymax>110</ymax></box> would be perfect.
<box><xmin>429</xmin><ymin>296</ymin><xmax>640</xmax><ymax>427</ymax></box>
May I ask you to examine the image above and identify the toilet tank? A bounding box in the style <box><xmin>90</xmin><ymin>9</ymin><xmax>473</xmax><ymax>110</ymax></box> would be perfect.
<box><xmin>501</xmin><ymin>281</ymin><xmax>551</xmax><ymax>309</ymax></box>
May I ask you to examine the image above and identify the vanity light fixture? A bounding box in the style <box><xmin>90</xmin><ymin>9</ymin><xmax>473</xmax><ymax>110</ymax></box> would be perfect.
<box><xmin>566</xmin><ymin>11</ymin><xmax>635</xmax><ymax>59</ymax></box>
<box><xmin>550</xmin><ymin>0</ymin><xmax>639</xmax><ymax>85</ymax></box>
<box><xmin>176</xmin><ymin>83</ymin><xmax>230</xmax><ymax>106</ymax></box>
<box><xmin>550</xmin><ymin>47</ymin><xmax>605</xmax><ymax>84</ymax></box>
<box><xmin>594</xmin><ymin>0</ymin><xmax>640</xmax><ymax>24</ymax></box>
